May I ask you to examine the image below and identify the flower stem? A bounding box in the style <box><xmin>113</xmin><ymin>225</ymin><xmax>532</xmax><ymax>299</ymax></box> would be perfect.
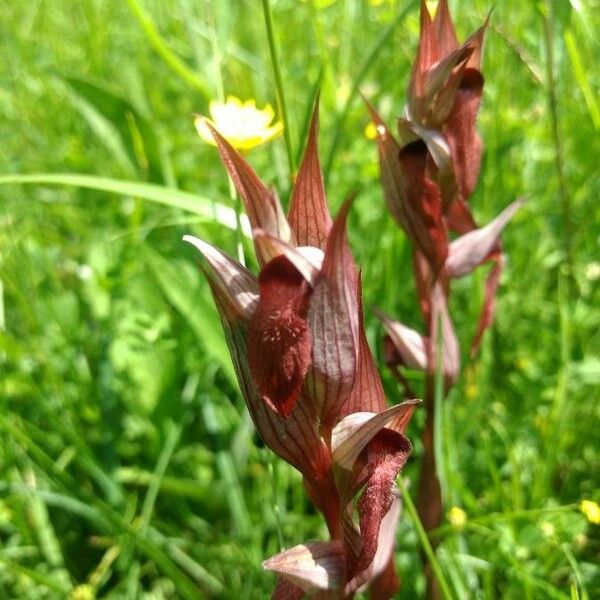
<box><xmin>400</xmin><ymin>479</ymin><xmax>454</xmax><ymax>600</ymax></box>
<box><xmin>261</xmin><ymin>0</ymin><xmax>296</xmax><ymax>178</ymax></box>
<box><xmin>541</xmin><ymin>1</ymin><xmax>575</xmax><ymax>294</ymax></box>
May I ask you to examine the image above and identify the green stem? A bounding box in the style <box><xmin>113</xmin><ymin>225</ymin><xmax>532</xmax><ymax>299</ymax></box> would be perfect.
<box><xmin>261</xmin><ymin>0</ymin><xmax>296</xmax><ymax>178</ymax></box>
<box><xmin>541</xmin><ymin>1</ymin><xmax>575</xmax><ymax>292</ymax></box>
<box><xmin>400</xmin><ymin>479</ymin><xmax>455</xmax><ymax>600</ymax></box>
<box><xmin>125</xmin><ymin>0</ymin><xmax>211</xmax><ymax>101</ymax></box>
<box><xmin>323</xmin><ymin>0</ymin><xmax>416</xmax><ymax>183</ymax></box>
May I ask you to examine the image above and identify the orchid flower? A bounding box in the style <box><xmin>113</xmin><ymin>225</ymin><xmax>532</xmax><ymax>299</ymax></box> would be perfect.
<box><xmin>368</xmin><ymin>0</ymin><xmax>523</xmax><ymax>376</ymax></box>
<box><xmin>366</xmin><ymin>2</ymin><xmax>524</xmax><ymax>582</ymax></box>
<box><xmin>184</xmin><ymin>100</ymin><xmax>418</xmax><ymax>599</ymax></box>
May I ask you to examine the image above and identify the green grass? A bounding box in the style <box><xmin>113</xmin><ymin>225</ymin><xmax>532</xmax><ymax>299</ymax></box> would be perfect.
<box><xmin>0</xmin><ymin>0</ymin><xmax>599</xmax><ymax>598</ymax></box>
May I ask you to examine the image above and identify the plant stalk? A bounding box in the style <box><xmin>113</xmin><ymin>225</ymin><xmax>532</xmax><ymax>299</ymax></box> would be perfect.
<box><xmin>261</xmin><ymin>0</ymin><xmax>296</xmax><ymax>179</ymax></box>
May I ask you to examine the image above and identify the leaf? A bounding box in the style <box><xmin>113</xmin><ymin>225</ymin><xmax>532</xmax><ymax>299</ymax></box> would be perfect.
<box><xmin>0</xmin><ymin>173</ymin><xmax>248</xmax><ymax>233</ymax></box>
<box><xmin>64</xmin><ymin>76</ymin><xmax>165</xmax><ymax>181</ymax></box>
<box><xmin>143</xmin><ymin>245</ymin><xmax>237</xmax><ymax>386</ymax></box>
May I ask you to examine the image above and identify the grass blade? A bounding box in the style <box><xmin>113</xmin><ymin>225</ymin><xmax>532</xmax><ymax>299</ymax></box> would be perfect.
<box><xmin>0</xmin><ymin>173</ymin><xmax>249</xmax><ymax>233</ymax></box>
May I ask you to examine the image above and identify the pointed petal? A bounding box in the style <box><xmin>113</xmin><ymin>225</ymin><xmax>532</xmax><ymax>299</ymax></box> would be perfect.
<box><xmin>433</xmin><ymin>0</ymin><xmax>459</xmax><ymax>56</ymax></box>
<box><xmin>366</xmin><ymin>103</ymin><xmax>447</xmax><ymax>273</ymax></box>
<box><xmin>339</xmin><ymin>274</ymin><xmax>387</xmax><ymax>417</ymax></box>
<box><xmin>288</xmin><ymin>95</ymin><xmax>333</xmax><ymax>250</ymax></box>
<box><xmin>305</xmin><ymin>198</ymin><xmax>360</xmax><ymax>427</ymax></box>
<box><xmin>247</xmin><ymin>255</ymin><xmax>313</xmax><ymax>418</ymax></box>
<box><xmin>374</xmin><ymin>308</ymin><xmax>428</xmax><ymax>371</ymax></box>
<box><xmin>409</xmin><ymin>0</ymin><xmax>436</xmax><ymax>108</ymax></box>
<box><xmin>442</xmin><ymin>65</ymin><xmax>485</xmax><ymax>202</ymax></box>
<box><xmin>430</xmin><ymin>282</ymin><xmax>460</xmax><ymax>382</ymax></box>
<box><xmin>183</xmin><ymin>235</ymin><xmax>258</xmax><ymax>320</ymax></box>
<box><xmin>345</xmin><ymin>488</ymin><xmax>402</xmax><ymax>597</ymax></box>
<box><xmin>471</xmin><ymin>254</ymin><xmax>504</xmax><ymax>356</ymax></box>
<box><xmin>465</xmin><ymin>20</ymin><xmax>489</xmax><ymax>71</ymax></box>
<box><xmin>208</xmin><ymin>124</ymin><xmax>292</xmax><ymax>247</ymax></box>
<box><xmin>423</xmin><ymin>43</ymin><xmax>473</xmax><ymax>125</ymax></box>
<box><xmin>445</xmin><ymin>198</ymin><xmax>524</xmax><ymax>277</ymax></box>
<box><xmin>263</xmin><ymin>541</ymin><xmax>346</xmax><ymax>592</ymax></box>
<box><xmin>331</xmin><ymin>401</ymin><xmax>418</xmax><ymax>471</ymax></box>
<box><xmin>253</xmin><ymin>229</ymin><xmax>322</xmax><ymax>285</ymax></box>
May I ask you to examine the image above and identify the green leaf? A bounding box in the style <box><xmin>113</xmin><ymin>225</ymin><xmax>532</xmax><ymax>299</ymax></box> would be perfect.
<box><xmin>0</xmin><ymin>173</ymin><xmax>248</xmax><ymax>233</ymax></box>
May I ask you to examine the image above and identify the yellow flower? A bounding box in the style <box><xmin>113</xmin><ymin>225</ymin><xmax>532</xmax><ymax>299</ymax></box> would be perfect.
<box><xmin>580</xmin><ymin>500</ymin><xmax>600</xmax><ymax>525</ymax></box>
<box><xmin>448</xmin><ymin>506</ymin><xmax>467</xmax><ymax>529</ymax></box>
<box><xmin>70</xmin><ymin>585</ymin><xmax>95</xmax><ymax>600</ymax></box>
<box><xmin>195</xmin><ymin>95</ymin><xmax>283</xmax><ymax>151</ymax></box>
<box><xmin>364</xmin><ymin>121</ymin><xmax>378</xmax><ymax>140</ymax></box>
<box><xmin>465</xmin><ymin>383</ymin><xmax>478</xmax><ymax>399</ymax></box>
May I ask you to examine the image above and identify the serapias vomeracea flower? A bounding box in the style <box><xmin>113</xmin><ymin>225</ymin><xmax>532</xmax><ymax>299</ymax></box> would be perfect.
<box><xmin>184</xmin><ymin>99</ymin><xmax>418</xmax><ymax>599</ymax></box>
<box><xmin>194</xmin><ymin>95</ymin><xmax>283</xmax><ymax>151</ymax></box>
<box><xmin>367</xmin><ymin>0</ymin><xmax>524</xmax><ymax>380</ymax></box>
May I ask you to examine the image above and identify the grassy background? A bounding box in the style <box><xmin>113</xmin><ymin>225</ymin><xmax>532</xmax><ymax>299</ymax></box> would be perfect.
<box><xmin>0</xmin><ymin>0</ymin><xmax>599</xmax><ymax>598</ymax></box>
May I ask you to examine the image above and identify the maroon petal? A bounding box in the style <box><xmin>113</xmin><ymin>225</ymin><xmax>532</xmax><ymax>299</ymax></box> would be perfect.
<box><xmin>345</xmin><ymin>488</ymin><xmax>402</xmax><ymax>598</ymax></box>
<box><xmin>271</xmin><ymin>578</ymin><xmax>305</xmax><ymax>600</ymax></box>
<box><xmin>367</xmin><ymin>555</ymin><xmax>401</xmax><ymax>600</ymax></box>
<box><xmin>186</xmin><ymin>239</ymin><xmax>329</xmax><ymax>478</ymax></box>
<box><xmin>339</xmin><ymin>275</ymin><xmax>387</xmax><ymax>417</ymax></box>
<box><xmin>248</xmin><ymin>255</ymin><xmax>313</xmax><ymax>418</ymax></box>
<box><xmin>471</xmin><ymin>254</ymin><xmax>504</xmax><ymax>356</ymax></box>
<box><xmin>288</xmin><ymin>96</ymin><xmax>333</xmax><ymax>250</ymax></box>
<box><xmin>432</xmin><ymin>0</ymin><xmax>459</xmax><ymax>56</ymax></box>
<box><xmin>305</xmin><ymin>198</ymin><xmax>360</xmax><ymax>428</ymax></box>
<box><xmin>442</xmin><ymin>68</ymin><xmax>485</xmax><ymax>203</ymax></box>
<box><xmin>445</xmin><ymin>198</ymin><xmax>524</xmax><ymax>277</ymax></box>
<box><xmin>208</xmin><ymin>124</ymin><xmax>292</xmax><ymax>250</ymax></box>
<box><xmin>423</xmin><ymin>43</ymin><xmax>473</xmax><ymax>127</ymax></box>
<box><xmin>408</xmin><ymin>0</ymin><xmax>436</xmax><ymax>117</ymax></box>
<box><xmin>367</xmin><ymin>104</ymin><xmax>448</xmax><ymax>274</ymax></box>
<box><xmin>445</xmin><ymin>195</ymin><xmax>478</xmax><ymax>234</ymax></box>
<box><xmin>263</xmin><ymin>541</ymin><xmax>347</xmax><ymax>593</ymax></box>
<box><xmin>353</xmin><ymin>431</ymin><xmax>411</xmax><ymax>576</ymax></box>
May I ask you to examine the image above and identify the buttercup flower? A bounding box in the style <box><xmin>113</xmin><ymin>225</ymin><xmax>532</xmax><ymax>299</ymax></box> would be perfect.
<box><xmin>448</xmin><ymin>506</ymin><xmax>467</xmax><ymax>529</ymax></box>
<box><xmin>580</xmin><ymin>500</ymin><xmax>600</xmax><ymax>525</ymax></box>
<box><xmin>194</xmin><ymin>95</ymin><xmax>283</xmax><ymax>151</ymax></box>
<box><xmin>185</xmin><ymin>100</ymin><xmax>417</xmax><ymax>599</ymax></box>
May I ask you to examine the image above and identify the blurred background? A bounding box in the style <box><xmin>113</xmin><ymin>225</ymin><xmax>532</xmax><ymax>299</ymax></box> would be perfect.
<box><xmin>0</xmin><ymin>0</ymin><xmax>598</xmax><ymax>598</ymax></box>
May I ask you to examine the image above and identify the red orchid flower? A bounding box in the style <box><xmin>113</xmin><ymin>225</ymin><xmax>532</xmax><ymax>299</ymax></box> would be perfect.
<box><xmin>368</xmin><ymin>0</ymin><xmax>523</xmax><ymax>368</ymax></box>
<box><xmin>184</xmin><ymin>100</ymin><xmax>418</xmax><ymax>599</ymax></box>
